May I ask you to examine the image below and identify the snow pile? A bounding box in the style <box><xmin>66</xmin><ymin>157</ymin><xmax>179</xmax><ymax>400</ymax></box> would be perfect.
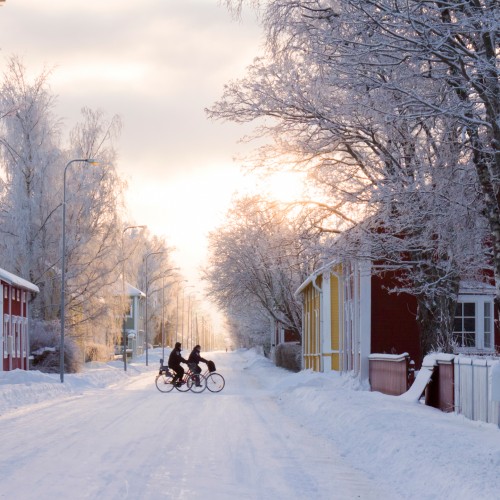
<box><xmin>236</xmin><ymin>350</ymin><xmax>500</xmax><ymax>500</ymax></box>
<box><xmin>0</xmin><ymin>352</ymin><xmax>164</xmax><ymax>415</ymax></box>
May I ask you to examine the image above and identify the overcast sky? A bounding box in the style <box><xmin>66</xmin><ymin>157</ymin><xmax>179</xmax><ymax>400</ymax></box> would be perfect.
<box><xmin>0</xmin><ymin>0</ymin><xmax>263</xmax><ymax>291</ymax></box>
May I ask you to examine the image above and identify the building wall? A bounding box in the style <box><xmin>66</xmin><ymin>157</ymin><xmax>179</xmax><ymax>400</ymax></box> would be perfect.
<box><xmin>2</xmin><ymin>282</ymin><xmax>29</xmax><ymax>371</ymax></box>
<box><xmin>302</xmin><ymin>279</ymin><xmax>321</xmax><ymax>371</ymax></box>
<box><xmin>329</xmin><ymin>272</ymin><xmax>341</xmax><ymax>371</ymax></box>
<box><xmin>370</xmin><ymin>272</ymin><xmax>422</xmax><ymax>367</ymax></box>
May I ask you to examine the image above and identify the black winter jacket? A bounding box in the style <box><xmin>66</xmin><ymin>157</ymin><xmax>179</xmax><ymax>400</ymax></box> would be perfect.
<box><xmin>168</xmin><ymin>347</ymin><xmax>187</xmax><ymax>369</ymax></box>
<box><xmin>188</xmin><ymin>349</ymin><xmax>208</xmax><ymax>366</ymax></box>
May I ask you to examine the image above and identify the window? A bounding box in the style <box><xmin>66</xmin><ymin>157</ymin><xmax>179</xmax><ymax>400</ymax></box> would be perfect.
<box><xmin>484</xmin><ymin>302</ymin><xmax>492</xmax><ymax>349</ymax></box>
<box><xmin>453</xmin><ymin>295</ymin><xmax>495</xmax><ymax>351</ymax></box>
<box><xmin>454</xmin><ymin>302</ymin><xmax>476</xmax><ymax>347</ymax></box>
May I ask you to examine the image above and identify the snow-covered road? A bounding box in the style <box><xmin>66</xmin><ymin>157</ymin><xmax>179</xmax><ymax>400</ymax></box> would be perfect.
<box><xmin>0</xmin><ymin>350</ymin><xmax>396</xmax><ymax>500</ymax></box>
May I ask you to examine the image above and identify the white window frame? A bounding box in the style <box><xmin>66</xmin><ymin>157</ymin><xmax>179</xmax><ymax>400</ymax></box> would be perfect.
<box><xmin>454</xmin><ymin>294</ymin><xmax>495</xmax><ymax>353</ymax></box>
<box><xmin>3</xmin><ymin>314</ymin><xmax>10</xmax><ymax>359</ymax></box>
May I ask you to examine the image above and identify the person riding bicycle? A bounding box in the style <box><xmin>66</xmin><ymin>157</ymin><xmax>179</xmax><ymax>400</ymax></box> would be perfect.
<box><xmin>168</xmin><ymin>342</ymin><xmax>188</xmax><ymax>386</ymax></box>
<box><xmin>188</xmin><ymin>344</ymin><xmax>208</xmax><ymax>386</ymax></box>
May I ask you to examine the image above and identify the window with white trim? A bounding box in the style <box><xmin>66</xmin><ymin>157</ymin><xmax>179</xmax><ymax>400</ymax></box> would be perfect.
<box><xmin>3</xmin><ymin>315</ymin><xmax>9</xmax><ymax>358</ymax></box>
<box><xmin>453</xmin><ymin>295</ymin><xmax>495</xmax><ymax>351</ymax></box>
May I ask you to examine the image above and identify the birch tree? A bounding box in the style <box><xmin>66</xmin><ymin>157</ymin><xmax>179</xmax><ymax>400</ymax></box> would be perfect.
<box><xmin>62</xmin><ymin>107</ymin><xmax>126</xmax><ymax>345</ymax></box>
<box><xmin>0</xmin><ymin>57</ymin><xmax>128</xmax><ymax>352</ymax></box>
<box><xmin>0</xmin><ymin>56</ymin><xmax>62</xmax><ymax>316</ymax></box>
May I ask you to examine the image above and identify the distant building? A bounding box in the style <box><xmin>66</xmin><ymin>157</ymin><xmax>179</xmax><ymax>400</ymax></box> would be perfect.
<box><xmin>121</xmin><ymin>282</ymin><xmax>146</xmax><ymax>358</ymax></box>
<box><xmin>0</xmin><ymin>267</ymin><xmax>39</xmax><ymax>371</ymax></box>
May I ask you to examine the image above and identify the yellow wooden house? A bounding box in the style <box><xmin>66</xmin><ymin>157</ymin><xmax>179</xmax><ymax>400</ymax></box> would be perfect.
<box><xmin>295</xmin><ymin>259</ymin><xmax>372</xmax><ymax>380</ymax></box>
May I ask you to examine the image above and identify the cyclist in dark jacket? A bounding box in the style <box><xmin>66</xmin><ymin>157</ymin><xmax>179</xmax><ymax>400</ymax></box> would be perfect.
<box><xmin>168</xmin><ymin>342</ymin><xmax>188</xmax><ymax>386</ymax></box>
<box><xmin>188</xmin><ymin>345</ymin><xmax>208</xmax><ymax>386</ymax></box>
<box><xmin>188</xmin><ymin>345</ymin><xmax>208</xmax><ymax>374</ymax></box>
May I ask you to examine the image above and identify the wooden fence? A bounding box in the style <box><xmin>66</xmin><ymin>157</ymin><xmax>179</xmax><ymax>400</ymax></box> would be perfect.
<box><xmin>369</xmin><ymin>353</ymin><xmax>500</xmax><ymax>426</ymax></box>
<box><xmin>454</xmin><ymin>357</ymin><xmax>500</xmax><ymax>425</ymax></box>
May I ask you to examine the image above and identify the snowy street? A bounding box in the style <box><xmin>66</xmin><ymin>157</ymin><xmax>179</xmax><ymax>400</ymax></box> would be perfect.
<box><xmin>1</xmin><ymin>349</ymin><xmax>499</xmax><ymax>499</ymax></box>
<box><xmin>0</xmin><ymin>350</ymin><xmax>393</xmax><ymax>500</ymax></box>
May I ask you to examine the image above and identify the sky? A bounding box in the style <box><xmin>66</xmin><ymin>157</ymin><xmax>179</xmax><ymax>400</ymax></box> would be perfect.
<box><xmin>0</xmin><ymin>0</ymin><xmax>267</xmax><ymax>290</ymax></box>
<box><xmin>1</xmin><ymin>347</ymin><xmax>500</xmax><ymax>499</ymax></box>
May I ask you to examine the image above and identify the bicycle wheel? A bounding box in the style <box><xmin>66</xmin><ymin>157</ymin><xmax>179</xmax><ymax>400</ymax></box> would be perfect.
<box><xmin>206</xmin><ymin>372</ymin><xmax>225</xmax><ymax>392</ymax></box>
<box><xmin>174</xmin><ymin>375</ymin><xmax>190</xmax><ymax>392</ymax></box>
<box><xmin>155</xmin><ymin>372</ymin><xmax>175</xmax><ymax>393</ymax></box>
<box><xmin>187</xmin><ymin>373</ymin><xmax>207</xmax><ymax>393</ymax></box>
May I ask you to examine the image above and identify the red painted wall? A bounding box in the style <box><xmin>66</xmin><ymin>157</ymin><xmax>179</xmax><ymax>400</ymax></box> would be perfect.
<box><xmin>2</xmin><ymin>283</ymin><xmax>28</xmax><ymax>371</ymax></box>
<box><xmin>370</xmin><ymin>273</ymin><xmax>422</xmax><ymax>368</ymax></box>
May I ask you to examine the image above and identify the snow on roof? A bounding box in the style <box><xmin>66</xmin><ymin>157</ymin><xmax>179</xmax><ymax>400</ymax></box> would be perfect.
<box><xmin>295</xmin><ymin>258</ymin><xmax>342</xmax><ymax>296</ymax></box>
<box><xmin>125</xmin><ymin>282</ymin><xmax>146</xmax><ymax>298</ymax></box>
<box><xmin>112</xmin><ymin>282</ymin><xmax>146</xmax><ymax>298</ymax></box>
<box><xmin>368</xmin><ymin>353</ymin><xmax>409</xmax><ymax>362</ymax></box>
<box><xmin>0</xmin><ymin>267</ymin><xmax>39</xmax><ymax>293</ymax></box>
<box><xmin>459</xmin><ymin>280</ymin><xmax>496</xmax><ymax>295</ymax></box>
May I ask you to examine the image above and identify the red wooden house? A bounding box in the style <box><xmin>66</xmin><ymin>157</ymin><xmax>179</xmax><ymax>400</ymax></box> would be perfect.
<box><xmin>0</xmin><ymin>267</ymin><xmax>39</xmax><ymax>371</ymax></box>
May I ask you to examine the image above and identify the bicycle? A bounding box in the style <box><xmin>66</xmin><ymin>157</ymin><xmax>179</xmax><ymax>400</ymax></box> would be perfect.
<box><xmin>155</xmin><ymin>359</ymin><xmax>207</xmax><ymax>393</ymax></box>
<box><xmin>202</xmin><ymin>360</ymin><xmax>225</xmax><ymax>392</ymax></box>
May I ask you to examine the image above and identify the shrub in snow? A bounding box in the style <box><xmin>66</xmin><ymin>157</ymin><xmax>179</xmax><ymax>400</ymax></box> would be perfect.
<box><xmin>275</xmin><ymin>342</ymin><xmax>302</xmax><ymax>372</ymax></box>
<box><xmin>30</xmin><ymin>320</ymin><xmax>82</xmax><ymax>373</ymax></box>
<box><xmin>85</xmin><ymin>342</ymin><xmax>112</xmax><ymax>362</ymax></box>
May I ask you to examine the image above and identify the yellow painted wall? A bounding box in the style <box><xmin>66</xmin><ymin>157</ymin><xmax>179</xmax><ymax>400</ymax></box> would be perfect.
<box><xmin>302</xmin><ymin>280</ymin><xmax>321</xmax><ymax>371</ymax></box>
<box><xmin>301</xmin><ymin>268</ymin><xmax>345</xmax><ymax>373</ymax></box>
<box><xmin>330</xmin><ymin>266</ymin><xmax>342</xmax><ymax>371</ymax></box>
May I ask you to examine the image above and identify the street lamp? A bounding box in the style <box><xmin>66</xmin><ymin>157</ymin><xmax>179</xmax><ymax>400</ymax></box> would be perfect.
<box><xmin>60</xmin><ymin>158</ymin><xmax>99</xmax><ymax>383</ymax></box>
<box><xmin>121</xmin><ymin>225</ymin><xmax>147</xmax><ymax>372</ymax></box>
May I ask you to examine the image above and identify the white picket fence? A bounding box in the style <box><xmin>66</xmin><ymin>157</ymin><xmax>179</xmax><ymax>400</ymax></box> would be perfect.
<box><xmin>454</xmin><ymin>356</ymin><xmax>500</xmax><ymax>426</ymax></box>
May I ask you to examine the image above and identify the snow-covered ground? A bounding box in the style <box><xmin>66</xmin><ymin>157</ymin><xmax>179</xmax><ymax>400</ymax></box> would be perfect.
<box><xmin>0</xmin><ymin>348</ymin><xmax>499</xmax><ymax>499</ymax></box>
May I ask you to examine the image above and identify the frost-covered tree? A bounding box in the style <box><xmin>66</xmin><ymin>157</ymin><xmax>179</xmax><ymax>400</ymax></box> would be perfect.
<box><xmin>0</xmin><ymin>57</ymin><xmax>129</xmax><ymax>355</ymax></box>
<box><xmin>211</xmin><ymin>0</ymin><xmax>495</xmax><ymax>354</ymax></box>
<box><xmin>61</xmin><ymin>107</ymin><xmax>126</xmax><ymax>346</ymax></box>
<box><xmin>205</xmin><ymin>195</ymin><xmax>325</xmax><ymax>347</ymax></box>
<box><xmin>127</xmin><ymin>233</ymin><xmax>178</xmax><ymax>347</ymax></box>
<box><xmin>0</xmin><ymin>56</ymin><xmax>62</xmax><ymax>313</ymax></box>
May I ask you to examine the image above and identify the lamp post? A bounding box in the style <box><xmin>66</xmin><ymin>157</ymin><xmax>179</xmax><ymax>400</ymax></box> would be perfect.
<box><xmin>121</xmin><ymin>225</ymin><xmax>147</xmax><ymax>372</ymax></box>
<box><xmin>60</xmin><ymin>158</ymin><xmax>98</xmax><ymax>383</ymax></box>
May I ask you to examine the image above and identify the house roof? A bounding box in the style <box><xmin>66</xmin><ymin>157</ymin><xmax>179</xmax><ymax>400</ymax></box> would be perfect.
<box><xmin>295</xmin><ymin>259</ymin><xmax>342</xmax><ymax>296</ymax></box>
<box><xmin>0</xmin><ymin>267</ymin><xmax>39</xmax><ymax>293</ymax></box>
<box><xmin>125</xmin><ymin>282</ymin><xmax>146</xmax><ymax>298</ymax></box>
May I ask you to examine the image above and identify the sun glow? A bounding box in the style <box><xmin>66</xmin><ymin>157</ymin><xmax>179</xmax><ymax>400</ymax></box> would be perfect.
<box><xmin>263</xmin><ymin>171</ymin><xmax>306</xmax><ymax>202</ymax></box>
